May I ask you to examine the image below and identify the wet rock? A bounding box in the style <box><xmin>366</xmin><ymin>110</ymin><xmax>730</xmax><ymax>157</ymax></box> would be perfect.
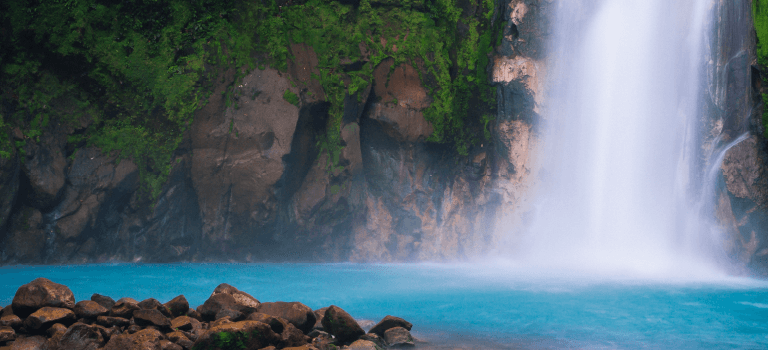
<box><xmin>0</xmin><ymin>327</ymin><xmax>15</xmax><ymax>342</ymax></box>
<box><xmin>0</xmin><ymin>141</ymin><xmax>19</xmax><ymax>233</ymax></box>
<box><xmin>190</xmin><ymin>67</ymin><xmax>301</xmax><ymax>255</ymax></box>
<box><xmin>382</xmin><ymin>327</ymin><xmax>414</xmax><ymax>347</ymax></box>
<box><xmin>21</xmin><ymin>132</ymin><xmax>67</xmax><ymax>209</ymax></box>
<box><xmin>196</xmin><ymin>284</ymin><xmax>259</xmax><ymax>321</ymax></box>
<box><xmin>192</xmin><ymin>320</ymin><xmax>280</xmax><ymax>350</ymax></box>
<box><xmin>90</xmin><ymin>294</ymin><xmax>116</xmax><ymax>310</ymax></box>
<box><xmin>0</xmin><ymin>315</ymin><xmax>21</xmax><ymax>329</ymax></box>
<box><xmin>133</xmin><ymin>309</ymin><xmax>171</xmax><ymax>330</ymax></box>
<box><xmin>7</xmin><ymin>335</ymin><xmax>46</xmax><ymax>349</ymax></box>
<box><xmin>53</xmin><ymin>322</ymin><xmax>105</xmax><ymax>350</ymax></box>
<box><xmin>73</xmin><ymin>301</ymin><xmax>108</xmax><ymax>320</ymax></box>
<box><xmin>164</xmin><ymin>296</ymin><xmax>189</xmax><ymax>318</ymax></box>
<box><xmin>258</xmin><ymin>302</ymin><xmax>316</xmax><ymax>334</ymax></box>
<box><xmin>3</xmin><ymin>207</ymin><xmax>45</xmax><ymax>263</ymax></box>
<box><xmin>11</xmin><ymin>278</ymin><xmax>75</xmax><ymax>318</ymax></box>
<box><xmin>103</xmin><ymin>328</ymin><xmax>164</xmax><ymax>350</ymax></box>
<box><xmin>23</xmin><ymin>307</ymin><xmax>76</xmax><ymax>331</ymax></box>
<box><xmin>320</xmin><ymin>306</ymin><xmax>364</xmax><ymax>344</ymax></box>
<box><xmin>138</xmin><ymin>298</ymin><xmax>172</xmax><ymax>318</ymax></box>
<box><xmin>347</xmin><ymin>339</ymin><xmax>381</xmax><ymax>350</ymax></box>
<box><xmin>110</xmin><ymin>298</ymin><xmax>140</xmax><ymax>319</ymax></box>
<box><xmin>368</xmin><ymin>315</ymin><xmax>412</xmax><ymax>336</ymax></box>
<box><xmin>96</xmin><ymin>316</ymin><xmax>131</xmax><ymax>328</ymax></box>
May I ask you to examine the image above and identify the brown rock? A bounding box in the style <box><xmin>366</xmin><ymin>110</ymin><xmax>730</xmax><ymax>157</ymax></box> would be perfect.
<box><xmin>282</xmin><ymin>345</ymin><xmax>318</xmax><ymax>350</ymax></box>
<box><xmin>190</xmin><ymin>67</ymin><xmax>301</xmax><ymax>251</ymax></box>
<box><xmin>103</xmin><ymin>328</ymin><xmax>164</xmax><ymax>350</ymax></box>
<box><xmin>214</xmin><ymin>308</ymin><xmax>244</xmax><ymax>321</ymax></box>
<box><xmin>347</xmin><ymin>339</ymin><xmax>381</xmax><ymax>350</ymax></box>
<box><xmin>0</xmin><ymin>327</ymin><xmax>14</xmax><ymax>342</ymax></box>
<box><xmin>209</xmin><ymin>317</ymin><xmax>232</xmax><ymax>328</ymax></box>
<box><xmin>11</xmin><ymin>278</ymin><xmax>75</xmax><ymax>318</ymax></box>
<box><xmin>320</xmin><ymin>305</ymin><xmax>364</xmax><ymax>344</ymax></box>
<box><xmin>4</xmin><ymin>207</ymin><xmax>45</xmax><ymax>263</ymax></box>
<box><xmin>133</xmin><ymin>309</ymin><xmax>171</xmax><ymax>330</ymax></box>
<box><xmin>279</xmin><ymin>323</ymin><xmax>311</xmax><ymax>348</ymax></box>
<box><xmin>192</xmin><ymin>320</ymin><xmax>280</xmax><ymax>350</ymax></box>
<box><xmin>196</xmin><ymin>284</ymin><xmax>259</xmax><ymax>321</ymax></box>
<box><xmin>382</xmin><ymin>327</ymin><xmax>414</xmax><ymax>347</ymax></box>
<box><xmin>369</xmin><ymin>59</ymin><xmax>433</xmax><ymax>142</ymax></box>
<box><xmin>53</xmin><ymin>322</ymin><xmax>105</xmax><ymax>350</ymax></box>
<box><xmin>46</xmin><ymin>323</ymin><xmax>67</xmax><ymax>337</ymax></box>
<box><xmin>24</xmin><ymin>307</ymin><xmax>76</xmax><ymax>331</ymax></box>
<box><xmin>90</xmin><ymin>294</ymin><xmax>116</xmax><ymax>310</ymax></box>
<box><xmin>95</xmin><ymin>316</ymin><xmax>131</xmax><ymax>328</ymax></box>
<box><xmin>7</xmin><ymin>335</ymin><xmax>45</xmax><ymax>349</ymax></box>
<box><xmin>170</xmin><ymin>316</ymin><xmax>201</xmax><ymax>333</ymax></box>
<box><xmin>312</xmin><ymin>307</ymin><xmax>328</xmax><ymax>331</ymax></box>
<box><xmin>185</xmin><ymin>309</ymin><xmax>202</xmax><ymax>322</ymax></box>
<box><xmin>158</xmin><ymin>339</ymin><xmax>182</xmax><ymax>350</ymax></box>
<box><xmin>359</xmin><ymin>333</ymin><xmax>386</xmax><ymax>349</ymax></box>
<box><xmin>258</xmin><ymin>302</ymin><xmax>316</xmax><ymax>334</ymax></box>
<box><xmin>164</xmin><ymin>296</ymin><xmax>189</xmax><ymax>318</ymax></box>
<box><xmin>110</xmin><ymin>298</ymin><xmax>140</xmax><ymax>319</ymax></box>
<box><xmin>245</xmin><ymin>313</ymin><xmax>284</xmax><ymax>334</ymax></box>
<box><xmin>138</xmin><ymin>299</ymin><xmax>172</xmax><ymax>318</ymax></box>
<box><xmin>166</xmin><ymin>331</ymin><xmax>189</xmax><ymax>343</ymax></box>
<box><xmin>0</xmin><ymin>315</ymin><xmax>21</xmax><ymax>329</ymax></box>
<box><xmin>73</xmin><ymin>300</ymin><xmax>108</xmax><ymax>319</ymax></box>
<box><xmin>367</xmin><ymin>315</ymin><xmax>412</xmax><ymax>336</ymax></box>
<box><xmin>125</xmin><ymin>325</ymin><xmax>142</xmax><ymax>334</ymax></box>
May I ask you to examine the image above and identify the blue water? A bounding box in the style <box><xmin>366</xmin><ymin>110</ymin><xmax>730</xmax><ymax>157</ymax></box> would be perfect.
<box><xmin>1</xmin><ymin>263</ymin><xmax>767</xmax><ymax>349</ymax></box>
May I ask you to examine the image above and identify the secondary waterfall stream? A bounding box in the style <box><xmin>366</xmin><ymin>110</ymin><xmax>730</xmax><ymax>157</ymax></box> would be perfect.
<box><xmin>517</xmin><ymin>0</ymin><xmax>724</xmax><ymax>275</ymax></box>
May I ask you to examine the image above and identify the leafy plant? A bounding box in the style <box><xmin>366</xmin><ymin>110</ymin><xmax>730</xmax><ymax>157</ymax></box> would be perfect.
<box><xmin>283</xmin><ymin>90</ymin><xmax>300</xmax><ymax>106</ymax></box>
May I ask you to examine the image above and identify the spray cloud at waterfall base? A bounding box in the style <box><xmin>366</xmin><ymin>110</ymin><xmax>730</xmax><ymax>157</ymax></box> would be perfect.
<box><xmin>493</xmin><ymin>0</ymin><xmax>746</xmax><ymax>278</ymax></box>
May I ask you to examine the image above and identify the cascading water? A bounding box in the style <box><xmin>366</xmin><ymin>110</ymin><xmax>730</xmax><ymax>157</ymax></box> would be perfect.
<box><xmin>517</xmin><ymin>0</ymin><xmax>724</xmax><ymax>276</ymax></box>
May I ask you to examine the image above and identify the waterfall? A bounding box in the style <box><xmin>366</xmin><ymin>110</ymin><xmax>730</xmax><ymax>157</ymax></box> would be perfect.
<box><xmin>516</xmin><ymin>0</ymin><xmax>723</xmax><ymax>275</ymax></box>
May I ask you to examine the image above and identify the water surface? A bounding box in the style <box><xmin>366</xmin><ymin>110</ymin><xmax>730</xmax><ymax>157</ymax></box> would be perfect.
<box><xmin>1</xmin><ymin>263</ymin><xmax>767</xmax><ymax>349</ymax></box>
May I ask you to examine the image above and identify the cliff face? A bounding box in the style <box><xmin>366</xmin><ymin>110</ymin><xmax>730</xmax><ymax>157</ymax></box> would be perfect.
<box><xmin>714</xmin><ymin>0</ymin><xmax>768</xmax><ymax>275</ymax></box>
<box><xmin>3</xmin><ymin>0</ymin><xmax>766</xmax><ymax>274</ymax></box>
<box><xmin>0</xmin><ymin>0</ymin><xmax>548</xmax><ymax>264</ymax></box>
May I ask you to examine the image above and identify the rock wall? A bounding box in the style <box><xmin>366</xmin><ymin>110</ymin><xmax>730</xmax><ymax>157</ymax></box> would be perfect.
<box><xmin>714</xmin><ymin>0</ymin><xmax>768</xmax><ymax>275</ymax></box>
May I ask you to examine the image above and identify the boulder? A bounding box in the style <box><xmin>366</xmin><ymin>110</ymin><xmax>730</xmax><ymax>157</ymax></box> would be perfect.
<box><xmin>133</xmin><ymin>309</ymin><xmax>171</xmax><ymax>330</ymax></box>
<box><xmin>110</xmin><ymin>298</ymin><xmax>140</xmax><ymax>319</ymax></box>
<box><xmin>359</xmin><ymin>333</ymin><xmax>386</xmax><ymax>349</ymax></box>
<box><xmin>138</xmin><ymin>298</ymin><xmax>172</xmax><ymax>318</ymax></box>
<box><xmin>0</xmin><ymin>326</ymin><xmax>15</xmax><ymax>342</ymax></box>
<box><xmin>245</xmin><ymin>313</ymin><xmax>284</xmax><ymax>334</ymax></box>
<box><xmin>73</xmin><ymin>300</ymin><xmax>108</xmax><ymax>319</ymax></box>
<box><xmin>0</xmin><ymin>314</ymin><xmax>21</xmax><ymax>329</ymax></box>
<box><xmin>258</xmin><ymin>302</ymin><xmax>316</xmax><ymax>334</ymax></box>
<box><xmin>23</xmin><ymin>307</ymin><xmax>76</xmax><ymax>331</ymax></box>
<box><xmin>164</xmin><ymin>296</ymin><xmax>189</xmax><ymax>318</ymax></box>
<box><xmin>90</xmin><ymin>294</ymin><xmax>116</xmax><ymax>310</ymax></box>
<box><xmin>46</xmin><ymin>323</ymin><xmax>67</xmax><ymax>337</ymax></box>
<box><xmin>367</xmin><ymin>315</ymin><xmax>412</xmax><ymax>336</ymax></box>
<box><xmin>11</xmin><ymin>278</ymin><xmax>75</xmax><ymax>318</ymax></box>
<box><xmin>312</xmin><ymin>307</ymin><xmax>328</xmax><ymax>331</ymax></box>
<box><xmin>320</xmin><ymin>305</ymin><xmax>364</xmax><ymax>344</ymax></box>
<box><xmin>196</xmin><ymin>284</ymin><xmax>259</xmax><ymax>321</ymax></box>
<box><xmin>95</xmin><ymin>316</ymin><xmax>131</xmax><ymax>328</ymax></box>
<box><xmin>6</xmin><ymin>334</ymin><xmax>45</xmax><ymax>349</ymax></box>
<box><xmin>103</xmin><ymin>328</ymin><xmax>164</xmax><ymax>350</ymax></box>
<box><xmin>214</xmin><ymin>308</ymin><xmax>244</xmax><ymax>321</ymax></box>
<box><xmin>192</xmin><ymin>320</ymin><xmax>280</xmax><ymax>350</ymax></box>
<box><xmin>382</xmin><ymin>327</ymin><xmax>414</xmax><ymax>347</ymax></box>
<box><xmin>170</xmin><ymin>316</ymin><xmax>201</xmax><ymax>333</ymax></box>
<box><xmin>158</xmin><ymin>339</ymin><xmax>182</xmax><ymax>350</ymax></box>
<box><xmin>347</xmin><ymin>339</ymin><xmax>381</xmax><ymax>350</ymax></box>
<box><xmin>52</xmin><ymin>322</ymin><xmax>105</xmax><ymax>350</ymax></box>
<box><xmin>279</xmin><ymin>322</ymin><xmax>310</xmax><ymax>348</ymax></box>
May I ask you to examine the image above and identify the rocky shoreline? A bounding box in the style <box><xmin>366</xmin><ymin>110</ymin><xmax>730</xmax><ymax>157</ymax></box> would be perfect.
<box><xmin>0</xmin><ymin>278</ymin><xmax>415</xmax><ymax>350</ymax></box>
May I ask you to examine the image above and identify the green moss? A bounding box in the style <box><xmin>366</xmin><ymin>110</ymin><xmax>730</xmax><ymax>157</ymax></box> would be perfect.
<box><xmin>756</xmin><ymin>1</ymin><xmax>768</xmax><ymax>137</ymax></box>
<box><xmin>283</xmin><ymin>90</ymin><xmax>300</xmax><ymax>106</ymax></box>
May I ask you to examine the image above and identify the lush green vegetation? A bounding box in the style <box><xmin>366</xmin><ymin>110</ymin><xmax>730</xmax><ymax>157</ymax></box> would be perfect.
<box><xmin>0</xmin><ymin>0</ymin><xmax>501</xmax><ymax>200</ymax></box>
<box><xmin>755</xmin><ymin>0</ymin><xmax>768</xmax><ymax>137</ymax></box>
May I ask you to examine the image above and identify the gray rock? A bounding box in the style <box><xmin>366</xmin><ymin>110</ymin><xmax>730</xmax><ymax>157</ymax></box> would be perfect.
<box><xmin>382</xmin><ymin>326</ymin><xmax>415</xmax><ymax>347</ymax></box>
